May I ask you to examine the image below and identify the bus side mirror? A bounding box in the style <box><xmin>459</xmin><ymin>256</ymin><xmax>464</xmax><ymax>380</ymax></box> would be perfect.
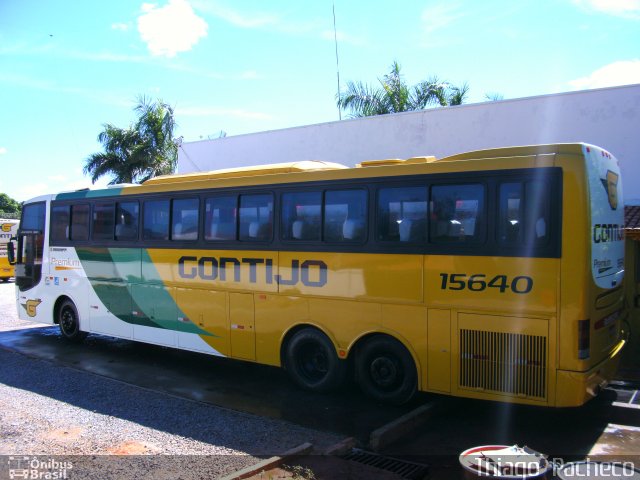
<box><xmin>7</xmin><ymin>240</ymin><xmax>15</xmax><ymax>265</ymax></box>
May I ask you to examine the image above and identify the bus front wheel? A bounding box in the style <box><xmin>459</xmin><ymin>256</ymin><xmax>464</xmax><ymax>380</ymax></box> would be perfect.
<box><xmin>355</xmin><ymin>336</ymin><xmax>417</xmax><ymax>405</ymax></box>
<box><xmin>284</xmin><ymin>328</ymin><xmax>346</xmax><ymax>392</ymax></box>
<box><xmin>58</xmin><ymin>299</ymin><xmax>87</xmax><ymax>343</ymax></box>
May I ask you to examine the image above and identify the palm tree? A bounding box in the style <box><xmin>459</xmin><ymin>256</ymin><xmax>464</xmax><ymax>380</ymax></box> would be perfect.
<box><xmin>337</xmin><ymin>61</ymin><xmax>468</xmax><ymax>118</ymax></box>
<box><xmin>84</xmin><ymin>97</ymin><xmax>178</xmax><ymax>184</ymax></box>
<box><xmin>444</xmin><ymin>82</ymin><xmax>470</xmax><ymax>106</ymax></box>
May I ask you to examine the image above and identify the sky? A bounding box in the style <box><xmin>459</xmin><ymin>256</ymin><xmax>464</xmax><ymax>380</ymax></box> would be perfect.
<box><xmin>1</xmin><ymin>0</ymin><xmax>639</xmax><ymax>202</ymax></box>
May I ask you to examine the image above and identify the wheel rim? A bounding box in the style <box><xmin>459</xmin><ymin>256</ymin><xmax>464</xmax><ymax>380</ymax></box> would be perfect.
<box><xmin>369</xmin><ymin>355</ymin><xmax>402</xmax><ymax>390</ymax></box>
<box><xmin>297</xmin><ymin>341</ymin><xmax>328</xmax><ymax>381</ymax></box>
<box><xmin>60</xmin><ymin>307</ymin><xmax>77</xmax><ymax>335</ymax></box>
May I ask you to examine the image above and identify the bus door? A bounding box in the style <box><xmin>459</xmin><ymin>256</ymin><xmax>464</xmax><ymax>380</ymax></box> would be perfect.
<box><xmin>13</xmin><ymin>202</ymin><xmax>46</xmax><ymax>292</ymax></box>
<box><xmin>229</xmin><ymin>292</ymin><xmax>255</xmax><ymax>360</ymax></box>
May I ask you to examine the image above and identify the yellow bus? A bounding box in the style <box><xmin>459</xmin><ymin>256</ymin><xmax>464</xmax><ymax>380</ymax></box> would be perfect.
<box><xmin>10</xmin><ymin>143</ymin><xmax>626</xmax><ymax>406</ymax></box>
<box><xmin>0</xmin><ymin>219</ymin><xmax>19</xmax><ymax>282</ymax></box>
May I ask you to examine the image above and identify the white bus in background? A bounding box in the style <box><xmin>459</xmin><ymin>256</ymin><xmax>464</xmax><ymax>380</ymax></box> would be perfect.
<box><xmin>0</xmin><ymin>218</ymin><xmax>19</xmax><ymax>282</ymax></box>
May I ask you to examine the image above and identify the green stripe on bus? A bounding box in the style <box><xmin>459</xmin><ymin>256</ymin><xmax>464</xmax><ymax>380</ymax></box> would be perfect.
<box><xmin>139</xmin><ymin>249</ymin><xmax>212</xmax><ymax>336</ymax></box>
<box><xmin>56</xmin><ymin>188</ymin><xmax>123</xmax><ymax>200</ymax></box>
<box><xmin>76</xmin><ymin>247</ymin><xmax>212</xmax><ymax>336</ymax></box>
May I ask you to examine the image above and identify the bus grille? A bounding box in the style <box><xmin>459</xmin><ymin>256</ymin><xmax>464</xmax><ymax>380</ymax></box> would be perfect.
<box><xmin>460</xmin><ymin>329</ymin><xmax>547</xmax><ymax>399</ymax></box>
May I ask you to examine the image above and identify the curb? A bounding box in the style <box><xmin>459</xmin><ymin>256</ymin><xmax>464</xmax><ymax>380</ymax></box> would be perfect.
<box><xmin>323</xmin><ymin>436</ymin><xmax>357</xmax><ymax>455</ymax></box>
<box><xmin>219</xmin><ymin>442</ymin><xmax>314</xmax><ymax>480</ymax></box>
<box><xmin>368</xmin><ymin>402</ymin><xmax>438</xmax><ymax>452</ymax></box>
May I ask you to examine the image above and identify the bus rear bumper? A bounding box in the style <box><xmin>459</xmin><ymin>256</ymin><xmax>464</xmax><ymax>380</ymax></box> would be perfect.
<box><xmin>554</xmin><ymin>338</ymin><xmax>626</xmax><ymax>407</ymax></box>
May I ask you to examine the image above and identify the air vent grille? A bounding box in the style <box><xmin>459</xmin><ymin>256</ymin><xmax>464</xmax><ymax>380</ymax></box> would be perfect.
<box><xmin>460</xmin><ymin>329</ymin><xmax>547</xmax><ymax>399</ymax></box>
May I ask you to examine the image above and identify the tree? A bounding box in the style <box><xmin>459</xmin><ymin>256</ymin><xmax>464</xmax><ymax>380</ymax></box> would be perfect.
<box><xmin>336</xmin><ymin>61</ymin><xmax>469</xmax><ymax>118</ymax></box>
<box><xmin>84</xmin><ymin>97</ymin><xmax>178</xmax><ymax>184</ymax></box>
<box><xmin>0</xmin><ymin>193</ymin><xmax>21</xmax><ymax>218</ymax></box>
<box><xmin>444</xmin><ymin>82</ymin><xmax>470</xmax><ymax>106</ymax></box>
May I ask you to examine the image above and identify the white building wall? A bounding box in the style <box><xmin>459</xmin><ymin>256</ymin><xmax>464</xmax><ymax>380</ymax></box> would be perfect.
<box><xmin>179</xmin><ymin>83</ymin><xmax>640</xmax><ymax>204</ymax></box>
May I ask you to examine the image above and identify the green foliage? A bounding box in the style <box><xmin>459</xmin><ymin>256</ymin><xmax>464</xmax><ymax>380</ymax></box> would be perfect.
<box><xmin>336</xmin><ymin>61</ymin><xmax>469</xmax><ymax>118</ymax></box>
<box><xmin>84</xmin><ymin>96</ymin><xmax>178</xmax><ymax>185</ymax></box>
<box><xmin>0</xmin><ymin>193</ymin><xmax>21</xmax><ymax>218</ymax></box>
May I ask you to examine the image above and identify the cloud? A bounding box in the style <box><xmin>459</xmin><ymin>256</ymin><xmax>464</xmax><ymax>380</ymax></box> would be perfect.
<box><xmin>238</xmin><ymin>70</ymin><xmax>260</xmax><ymax>80</ymax></box>
<box><xmin>68</xmin><ymin>51</ymin><xmax>148</xmax><ymax>63</ymax></box>
<box><xmin>14</xmin><ymin>177</ymin><xmax>111</xmax><ymax>202</ymax></box>
<box><xmin>572</xmin><ymin>0</ymin><xmax>640</xmax><ymax>18</ymax></box>
<box><xmin>193</xmin><ymin>1</ymin><xmax>323</xmax><ymax>36</ymax></box>
<box><xmin>568</xmin><ymin>59</ymin><xmax>640</xmax><ymax>89</ymax></box>
<box><xmin>0</xmin><ymin>72</ymin><xmax>131</xmax><ymax>107</ymax></box>
<box><xmin>0</xmin><ymin>147</ymin><xmax>7</xmax><ymax>155</ymax></box>
<box><xmin>17</xmin><ymin>183</ymin><xmax>50</xmax><ymax>201</ymax></box>
<box><xmin>196</xmin><ymin>2</ymin><xmax>277</xmax><ymax>28</ymax></box>
<box><xmin>138</xmin><ymin>0</ymin><xmax>208</xmax><ymax>58</ymax></box>
<box><xmin>418</xmin><ymin>3</ymin><xmax>467</xmax><ymax>48</ymax></box>
<box><xmin>421</xmin><ymin>3</ymin><xmax>465</xmax><ymax>33</ymax></box>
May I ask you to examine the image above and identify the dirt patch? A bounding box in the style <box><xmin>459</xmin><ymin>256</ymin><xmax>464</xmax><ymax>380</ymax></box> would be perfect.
<box><xmin>41</xmin><ymin>427</ymin><xmax>84</xmax><ymax>441</ymax></box>
<box><xmin>107</xmin><ymin>440</ymin><xmax>159</xmax><ymax>455</ymax></box>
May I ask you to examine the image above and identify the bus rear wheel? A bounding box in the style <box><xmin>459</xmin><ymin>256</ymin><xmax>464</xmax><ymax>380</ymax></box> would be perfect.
<box><xmin>284</xmin><ymin>328</ymin><xmax>346</xmax><ymax>392</ymax></box>
<box><xmin>356</xmin><ymin>336</ymin><xmax>417</xmax><ymax>405</ymax></box>
<box><xmin>58</xmin><ymin>299</ymin><xmax>87</xmax><ymax>343</ymax></box>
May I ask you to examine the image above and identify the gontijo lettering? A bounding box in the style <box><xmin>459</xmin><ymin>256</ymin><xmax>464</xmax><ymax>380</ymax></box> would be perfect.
<box><xmin>178</xmin><ymin>255</ymin><xmax>328</xmax><ymax>287</ymax></box>
<box><xmin>593</xmin><ymin>224</ymin><xmax>624</xmax><ymax>243</ymax></box>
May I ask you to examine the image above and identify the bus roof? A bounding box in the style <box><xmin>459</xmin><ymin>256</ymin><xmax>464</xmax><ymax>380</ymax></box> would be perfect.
<box><xmin>438</xmin><ymin>143</ymin><xmax>588</xmax><ymax>162</ymax></box>
<box><xmin>143</xmin><ymin>160</ymin><xmax>349</xmax><ymax>186</ymax></box>
<box><xmin>51</xmin><ymin>142</ymin><xmax>596</xmax><ymax>201</ymax></box>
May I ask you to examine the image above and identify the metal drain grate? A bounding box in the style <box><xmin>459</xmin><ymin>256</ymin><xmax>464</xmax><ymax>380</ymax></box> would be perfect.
<box><xmin>608</xmin><ymin>383</ymin><xmax>640</xmax><ymax>410</ymax></box>
<box><xmin>340</xmin><ymin>448</ymin><xmax>429</xmax><ymax>479</ymax></box>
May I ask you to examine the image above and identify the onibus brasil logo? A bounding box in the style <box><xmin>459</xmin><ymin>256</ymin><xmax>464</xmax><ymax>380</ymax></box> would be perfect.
<box><xmin>7</xmin><ymin>456</ymin><xmax>73</xmax><ymax>479</ymax></box>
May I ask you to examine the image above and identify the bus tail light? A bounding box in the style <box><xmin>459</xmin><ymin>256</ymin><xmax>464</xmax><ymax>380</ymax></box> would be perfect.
<box><xmin>578</xmin><ymin>319</ymin><xmax>590</xmax><ymax>360</ymax></box>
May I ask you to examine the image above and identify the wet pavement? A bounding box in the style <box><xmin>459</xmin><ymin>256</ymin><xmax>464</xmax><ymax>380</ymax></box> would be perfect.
<box><xmin>0</xmin><ymin>324</ymin><xmax>424</xmax><ymax>444</ymax></box>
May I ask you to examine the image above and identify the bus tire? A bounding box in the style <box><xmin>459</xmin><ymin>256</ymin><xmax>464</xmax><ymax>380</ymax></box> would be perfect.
<box><xmin>355</xmin><ymin>336</ymin><xmax>417</xmax><ymax>405</ymax></box>
<box><xmin>284</xmin><ymin>328</ymin><xmax>346</xmax><ymax>392</ymax></box>
<box><xmin>58</xmin><ymin>299</ymin><xmax>87</xmax><ymax>343</ymax></box>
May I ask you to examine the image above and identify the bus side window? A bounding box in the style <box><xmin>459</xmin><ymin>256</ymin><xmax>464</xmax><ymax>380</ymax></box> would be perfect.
<box><xmin>51</xmin><ymin>205</ymin><xmax>70</xmax><ymax>241</ymax></box>
<box><xmin>115</xmin><ymin>202</ymin><xmax>139</xmax><ymax>241</ymax></box>
<box><xmin>281</xmin><ymin>191</ymin><xmax>321</xmax><ymax>241</ymax></box>
<box><xmin>93</xmin><ymin>203</ymin><xmax>115</xmax><ymax>241</ymax></box>
<box><xmin>70</xmin><ymin>204</ymin><xmax>90</xmax><ymax>241</ymax></box>
<box><xmin>498</xmin><ymin>183</ymin><xmax>522</xmax><ymax>244</ymax></box>
<box><xmin>377</xmin><ymin>187</ymin><xmax>427</xmax><ymax>243</ymax></box>
<box><xmin>239</xmin><ymin>194</ymin><xmax>273</xmax><ymax>242</ymax></box>
<box><xmin>430</xmin><ymin>184</ymin><xmax>485</xmax><ymax>243</ymax></box>
<box><xmin>498</xmin><ymin>181</ymin><xmax>550</xmax><ymax>247</ymax></box>
<box><xmin>143</xmin><ymin>200</ymin><xmax>170</xmax><ymax>241</ymax></box>
<box><xmin>324</xmin><ymin>189</ymin><xmax>367</xmax><ymax>243</ymax></box>
<box><xmin>205</xmin><ymin>196</ymin><xmax>237</xmax><ymax>241</ymax></box>
<box><xmin>525</xmin><ymin>181</ymin><xmax>550</xmax><ymax>244</ymax></box>
<box><xmin>171</xmin><ymin>198</ymin><xmax>199</xmax><ymax>241</ymax></box>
